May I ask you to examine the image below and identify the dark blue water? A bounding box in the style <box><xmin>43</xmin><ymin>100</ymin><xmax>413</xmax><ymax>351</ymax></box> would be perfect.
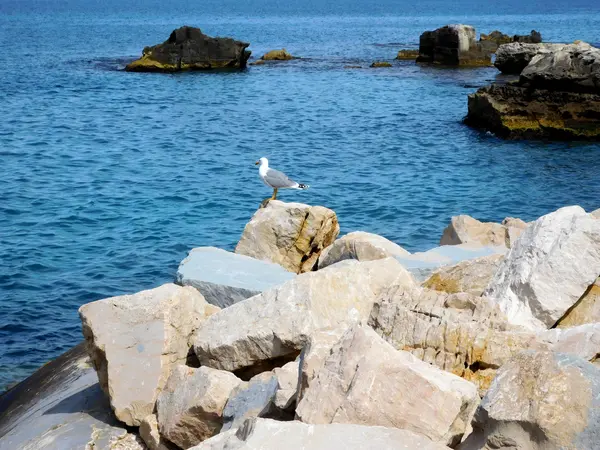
<box><xmin>1</xmin><ymin>0</ymin><xmax>600</xmax><ymax>390</ymax></box>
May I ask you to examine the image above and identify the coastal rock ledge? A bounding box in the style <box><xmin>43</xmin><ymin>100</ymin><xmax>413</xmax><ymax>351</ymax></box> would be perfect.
<box><xmin>466</xmin><ymin>42</ymin><xmax>600</xmax><ymax>140</ymax></box>
<box><xmin>126</xmin><ymin>26</ymin><xmax>250</xmax><ymax>73</ymax></box>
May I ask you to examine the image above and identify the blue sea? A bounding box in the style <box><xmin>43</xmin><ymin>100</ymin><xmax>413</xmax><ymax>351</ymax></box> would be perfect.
<box><xmin>1</xmin><ymin>0</ymin><xmax>600</xmax><ymax>390</ymax></box>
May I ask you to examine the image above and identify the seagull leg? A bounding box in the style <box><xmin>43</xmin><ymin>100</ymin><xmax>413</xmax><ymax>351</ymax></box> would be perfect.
<box><xmin>271</xmin><ymin>188</ymin><xmax>278</xmax><ymax>200</ymax></box>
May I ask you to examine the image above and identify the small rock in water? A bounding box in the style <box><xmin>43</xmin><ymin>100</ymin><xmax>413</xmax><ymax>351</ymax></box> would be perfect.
<box><xmin>370</xmin><ymin>61</ymin><xmax>392</xmax><ymax>67</ymax></box>
<box><xmin>260</xmin><ymin>49</ymin><xmax>295</xmax><ymax>60</ymax></box>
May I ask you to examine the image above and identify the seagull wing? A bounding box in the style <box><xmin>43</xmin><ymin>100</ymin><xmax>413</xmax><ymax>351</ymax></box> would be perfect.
<box><xmin>263</xmin><ymin>168</ymin><xmax>299</xmax><ymax>188</ymax></box>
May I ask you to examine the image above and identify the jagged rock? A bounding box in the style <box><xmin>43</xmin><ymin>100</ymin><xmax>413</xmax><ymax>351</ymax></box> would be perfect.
<box><xmin>416</xmin><ymin>24</ymin><xmax>491</xmax><ymax>66</ymax></box>
<box><xmin>485</xmin><ymin>206</ymin><xmax>600</xmax><ymax>330</ymax></box>
<box><xmin>260</xmin><ymin>49</ymin><xmax>294</xmax><ymax>60</ymax></box>
<box><xmin>480</xmin><ymin>30</ymin><xmax>512</xmax><ymax>46</ymax></box>
<box><xmin>235</xmin><ymin>200</ymin><xmax>340</xmax><ymax>273</ymax></box>
<box><xmin>193</xmin><ymin>258</ymin><xmax>413</xmax><ymax>375</ymax></box>
<box><xmin>396</xmin><ymin>49</ymin><xmax>419</xmax><ymax>60</ymax></box>
<box><xmin>296</xmin><ymin>325</ymin><xmax>479</xmax><ymax>446</ymax></box>
<box><xmin>175</xmin><ymin>247</ymin><xmax>294</xmax><ymax>308</ymax></box>
<box><xmin>368</xmin><ymin>283</ymin><xmax>545</xmax><ymax>394</ymax></box>
<box><xmin>555</xmin><ymin>278</ymin><xmax>600</xmax><ymax>328</ymax></box>
<box><xmin>192</xmin><ymin>418</ymin><xmax>451</xmax><ymax>450</ymax></box>
<box><xmin>79</xmin><ymin>284</ymin><xmax>219</xmax><ymax>426</ymax></box>
<box><xmin>467</xmin><ymin>42</ymin><xmax>600</xmax><ymax>140</ymax></box>
<box><xmin>469</xmin><ymin>351</ymin><xmax>600</xmax><ymax>449</ymax></box>
<box><xmin>423</xmin><ymin>254</ymin><xmax>504</xmax><ymax>296</ymax></box>
<box><xmin>0</xmin><ymin>344</ymin><xmax>144</xmax><ymax>450</ymax></box>
<box><xmin>513</xmin><ymin>29</ymin><xmax>542</xmax><ymax>43</ymax></box>
<box><xmin>370</xmin><ymin>61</ymin><xmax>392</xmax><ymax>67</ymax></box>
<box><xmin>395</xmin><ymin>244</ymin><xmax>507</xmax><ymax>282</ymax></box>
<box><xmin>439</xmin><ymin>215</ymin><xmax>525</xmax><ymax>248</ymax></box>
<box><xmin>126</xmin><ymin>26</ymin><xmax>250</xmax><ymax>72</ymax></box>
<box><xmin>156</xmin><ymin>366</ymin><xmax>243</xmax><ymax>449</ymax></box>
<box><xmin>140</xmin><ymin>414</ymin><xmax>176</xmax><ymax>450</ymax></box>
<box><xmin>494</xmin><ymin>42</ymin><xmax>563</xmax><ymax>74</ymax></box>
<box><xmin>318</xmin><ymin>231</ymin><xmax>410</xmax><ymax>269</ymax></box>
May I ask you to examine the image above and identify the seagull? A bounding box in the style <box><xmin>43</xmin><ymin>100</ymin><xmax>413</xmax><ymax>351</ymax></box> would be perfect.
<box><xmin>255</xmin><ymin>157</ymin><xmax>309</xmax><ymax>200</ymax></box>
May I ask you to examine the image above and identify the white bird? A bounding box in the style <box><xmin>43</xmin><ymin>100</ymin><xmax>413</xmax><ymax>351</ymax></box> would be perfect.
<box><xmin>255</xmin><ymin>157</ymin><xmax>309</xmax><ymax>200</ymax></box>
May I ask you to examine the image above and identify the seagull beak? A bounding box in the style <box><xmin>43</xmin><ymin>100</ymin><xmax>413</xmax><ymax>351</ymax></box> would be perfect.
<box><xmin>255</xmin><ymin>161</ymin><xmax>260</xmax><ymax>165</ymax></box>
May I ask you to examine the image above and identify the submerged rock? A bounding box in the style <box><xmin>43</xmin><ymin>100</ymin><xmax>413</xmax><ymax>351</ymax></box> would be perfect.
<box><xmin>0</xmin><ymin>344</ymin><xmax>143</xmax><ymax>450</ymax></box>
<box><xmin>396</xmin><ymin>49</ymin><xmax>419</xmax><ymax>60</ymax></box>
<box><xmin>175</xmin><ymin>247</ymin><xmax>294</xmax><ymax>308</ymax></box>
<box><xmin>370</xmin><ymin>61</ymin><xmax>392</xmax><ymax>67</ymax></box>
<box><xmin>296</xmin><ymin>324</ymin><xmax>479</xmax><ymax>447</ymax></box>
<box><xmin>416</xmin><ymin>24</ymin><xmax>491</xmax><ymax>66</ymax></box>
<box><xmin>235</xmin><ymin>200</ymin><xmax>339</xmax><ymax>273</ymax></box>
<box><xmin>466</xmin><ymin>42</ymin><xmax>600</xmax><ymax>140</ymax></box>
<box><xmin>260</xmin><ymin>49</ymin><xmax>294</xmax><ymax>60</ymax></box>
<box><xmin>79</xmin><ymin>284</ymin><xmax>219</xmax><ymax>426</ymax></box>
<box><xmin>193</xmin><ymin>418</ymin><xmax>451</xmax><ymax>450</ymax></box>
<box><xmin>125</xmin><ymin>26</ymin><xmax>250</xmax><ymax>72</ymax></box>
<box><xmin>484</xmin><ymin>206</ymin><xmax>600</xmax><ymax>330</ymax></box>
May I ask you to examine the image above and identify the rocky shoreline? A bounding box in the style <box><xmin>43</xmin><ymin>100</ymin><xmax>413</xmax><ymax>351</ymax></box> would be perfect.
<box><xmin>1</xmin><ymin>200</ymin><xmax>600</xmax><ymax>449</ymax></box>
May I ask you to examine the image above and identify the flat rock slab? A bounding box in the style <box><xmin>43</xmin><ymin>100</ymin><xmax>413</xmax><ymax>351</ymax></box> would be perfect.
<box><xmin>176</xmin><ymin>247</ymin><xmax>295</xmax><ymax>308</ymax></box>
<box><xmin>192</xmin><ymin>418</ymin><xmax>451</xmax><ymax>450</ymax></box>
<box><xmin>0</xmin><ymin>343</ymin><xmax>144</xmax><ymax>450</ymax></box>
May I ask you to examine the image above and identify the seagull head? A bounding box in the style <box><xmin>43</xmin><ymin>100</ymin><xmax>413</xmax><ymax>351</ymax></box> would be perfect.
<box><xmin>255</xmin><ymin>157</ymin><xmax>268</xmax><ymax>166</ymax></box>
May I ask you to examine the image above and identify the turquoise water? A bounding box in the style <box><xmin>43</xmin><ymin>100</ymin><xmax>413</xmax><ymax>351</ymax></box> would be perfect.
<box><xmin>1</xmin><ymin>0</ymin><xmax>600</xmax><ymax>390</ymax></box>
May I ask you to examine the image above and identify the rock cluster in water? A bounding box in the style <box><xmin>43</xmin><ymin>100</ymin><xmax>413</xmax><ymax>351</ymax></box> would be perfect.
<box><xmin>467</xmin><ymin>41</ymin><xmax>600</xmax><ymax>140</ymax></box>
<box><xmin>416</xmin><ymin>24</ymin><xmax>492</xmax><ymax>67</ymax></box>
<box><xmin>1</xmin><ymin>200</ymin><xmax>600</xmax><ymax>450</ymax></box>
<box><xmin>125</xmin><ymin>26</ymin><xmax>251</xmax><ymax>73</ymax></box>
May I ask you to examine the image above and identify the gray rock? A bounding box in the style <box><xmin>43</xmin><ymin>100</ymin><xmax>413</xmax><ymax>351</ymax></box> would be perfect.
<box><xmin>176</xmin><ymin>247</ymin><xmax>295</xmax><ymax>308</ymax></box>
<box><xmin>0</xmin><ymin>343</ymin><xmax>143</xmax><ymax>450</ymax></box>
<box><xmin>192</xmin><ymin>418</ymin><xmax>451</xmax><ymax>450</ymax></box>
<box><xmin>494</xmin><ymin>42</ymin><xmax>564</xmax><ymax>74</ymax></box>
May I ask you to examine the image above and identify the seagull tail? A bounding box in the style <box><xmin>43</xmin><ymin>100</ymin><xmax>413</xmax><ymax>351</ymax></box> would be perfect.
<box><xmin>298</xmin><ymin>183</ymin><xmax>309</xmax><ymax>190</ymax></box>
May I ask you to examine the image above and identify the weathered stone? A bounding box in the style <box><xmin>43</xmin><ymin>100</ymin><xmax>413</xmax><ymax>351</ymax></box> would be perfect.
<box><xmin>140</xmin><ymin>414</ymin><xmax>175</xmax><ymax>450</ymax></box>
<box><xmin>396</xmin><ymin>49</ymin><xmax>419</xmax><ymax>60</ymax></box>
<box><xmin>79</xmin><ymin>284</ymin><xmax>219</xmax><ymax>426</ymax></box>
<box><xmin>416</xmin><ymin>24</ymin><xmax>491</xmax><ymax>66</ymax></box>
<box><xmin>501</xmin><ymin>216</ymin><xmax>528</xmax><ymax>246</ymax></box>
<box><xmin>175</xmin><ymin>247</ymin><xmax>294</xmax><ymax>308</ymax></box>
<box><xmin>318</xmin><ymin>231</ymin><xmax>410</xmax><ymax>270</ymax></box>
<box><xmin>296</xmin><ymin>325</ymin><xmax>479</xmax><ymax>447</ymax></box>
<box><xmin>106</xmin><ymin>433</ymin><xmax>147</xmax><ymax>450</ymax></box>
<box><xmin>591</xmin><ymin>208</ymin><xmax>600</xmax><ymax>219</ymax></box>
<box><xmin>126</xmin><ymin>26</ymin><xmax>250</xmax><ymax>72</ymax></box>
<box><xmin>484</xmin><ymin>206</ymin><xmax>600</xmax><ymax>330</ymax></box>
<box><xmin>494</xmin><ymin>42</ymin><xmax>563</xmax><ymax>74</ymax></box>
<box><xmin>470</xmin><ymin>351</ymin><xmax>600</xmax><ymax>450</ymax></box>
<box><xmin>539</xmin><ymin>323</ymin><xmax>600</xmax><ymax>362</ymax></box>
<box><xmin>192</xmin><ymin>418</ymin><xmax>451</xmax><ymax>450</ymax></box>
<box><xmin>235</xmin><ymin>200</ymin><xmax>340</xmax><ymax>273</ymax></box>
<box><xmin>480</xmin><ymin>30</ymin><xmax>512</xmax><ymax>46</ymax></box>
<box><xmin>423</xmin><ymin>254</ymin><xmax>504</xmax><ymax>296</ymax></box>
<box><xmin>370</xmin><ymin>61</ymin><xmax>392</xmax><ymax>67</ymax></box>
<box><xmin>513</xmin><ymin>30</ymin><xmax>542</xmax><ymax>44</ymax></box>
<box><xmin>555</xmin><ymin>278</ymin><xmax>600</xmax><ymax>328</ymax></box>
<box><xmin>156</xmin><ymin>366</ymin><xmax>243</xmax><ymax>449</ymax></box>
<box><xmin>440</xmin><ymin>215</ymin><xmax>513</xmax><ymax>248</ymax></box>
<box><xmin>272</xmin><ymin>361</ymin><xmax>299</xmax><ymax>410</ymax></box>
<box><xmin>368</xmin><ymin>283</ymin><xmax>545</xmax><ymax>394</ymax></box>
<box><xmin>260</xmin><ymin>49</ymin><xmax>294</xmax><ymax>60</ymax></box>
<box><xmin>193</xmin><ymin>258</ymin><xmax>413</xmax><ymax>374</ymax></box>
<box><xmin>395</xmin><ymin>244</ymin><xmax>506</xmax><ymax>282</ymax></box>
<box><xmin>0</xmin><ymin>344</ymin><xmax>144</xmax><ymax>450</ymax></box>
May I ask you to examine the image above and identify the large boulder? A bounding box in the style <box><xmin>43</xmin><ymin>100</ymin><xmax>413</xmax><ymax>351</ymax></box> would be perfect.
<box><xmin>484</xmin><ymin>206</ymin><xmax>600</xmax><ymax>330</ymax></box>
<box><xmin>235</xmin><ymin>200</ymin><xmax>339</xmax><ymax>273</ymax></box>
<box><xmin>175</xmin><ymin>247</ymin><xmax>294</xmax><ymax>308</ymax></box>
<box><xmin>296</xmin><ymin>325</ymin><xmax>479</xmax><ymax>447</ymax></box>
<box><xmin>192</xmin><ymin>418</ymin><xmax>451</xmax><ymax>450</ymax></box>
<box><xmin>469</xmin><ymin>351</ymin><xmax>600</xmax><ymax>449</ymax></box>
<box><xmin>555</xmin><ymin>277</ymin><xmax>600</xmax><ymax>328</ymax></box>
<box><xmin>317</xmin><ymin>231</ymin><xmax>409</xmax><ymax>269</ymax></box>
<box><xmin>79</xmin><ymin>284</ymin><xmax>219</xmax><ymax>426</ymax></box>
<box><xmin>193</xmin><ymin>258</ymin><xmax>413</xmax><ymax>376</ymax></box>
<box><xmin>539</xmin><ymin>322</ymin><xmax>600</xmax><ymax>362</ymax></box>
<box><xmin>416</xmin><ymin>24</ymin><xmax>491</xmax><ymax>66</ymax></box>
<box><xmin>439</xmin><ymin>215</ymin><xmax>527</xmax><ymax>248</ymax></box>
<box><xmin>466</xmin><ymin>42</ymin><xmax>600</xmax><ymax>140</ymax></box>
<box><xmin>368</xmin><ymin>283</ymin><xmax>544</xmax><ymax>394</ymax></box>
<box><xmin>126</xmin><ymin>26</ymin><xmax>250</xmax><ymax>72</ymax></box>
<box><xmin>156</xmin><ymin>365</ymin><xmax>243</xmax><ymax>449</ymax></box>
<box><xmin>494</xmin><ymin>42</ymin><xmax>563</xmax><ymax>74</ymax></box>
<box><xmin>0</xmin><ymin>344</ymin><xmax>144</xmax><ymax>450</ymax></box>
<box><xmin>423</xmin><ymin>253</ymin><xmax>504</xmax><ymax>296</ymax></box>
